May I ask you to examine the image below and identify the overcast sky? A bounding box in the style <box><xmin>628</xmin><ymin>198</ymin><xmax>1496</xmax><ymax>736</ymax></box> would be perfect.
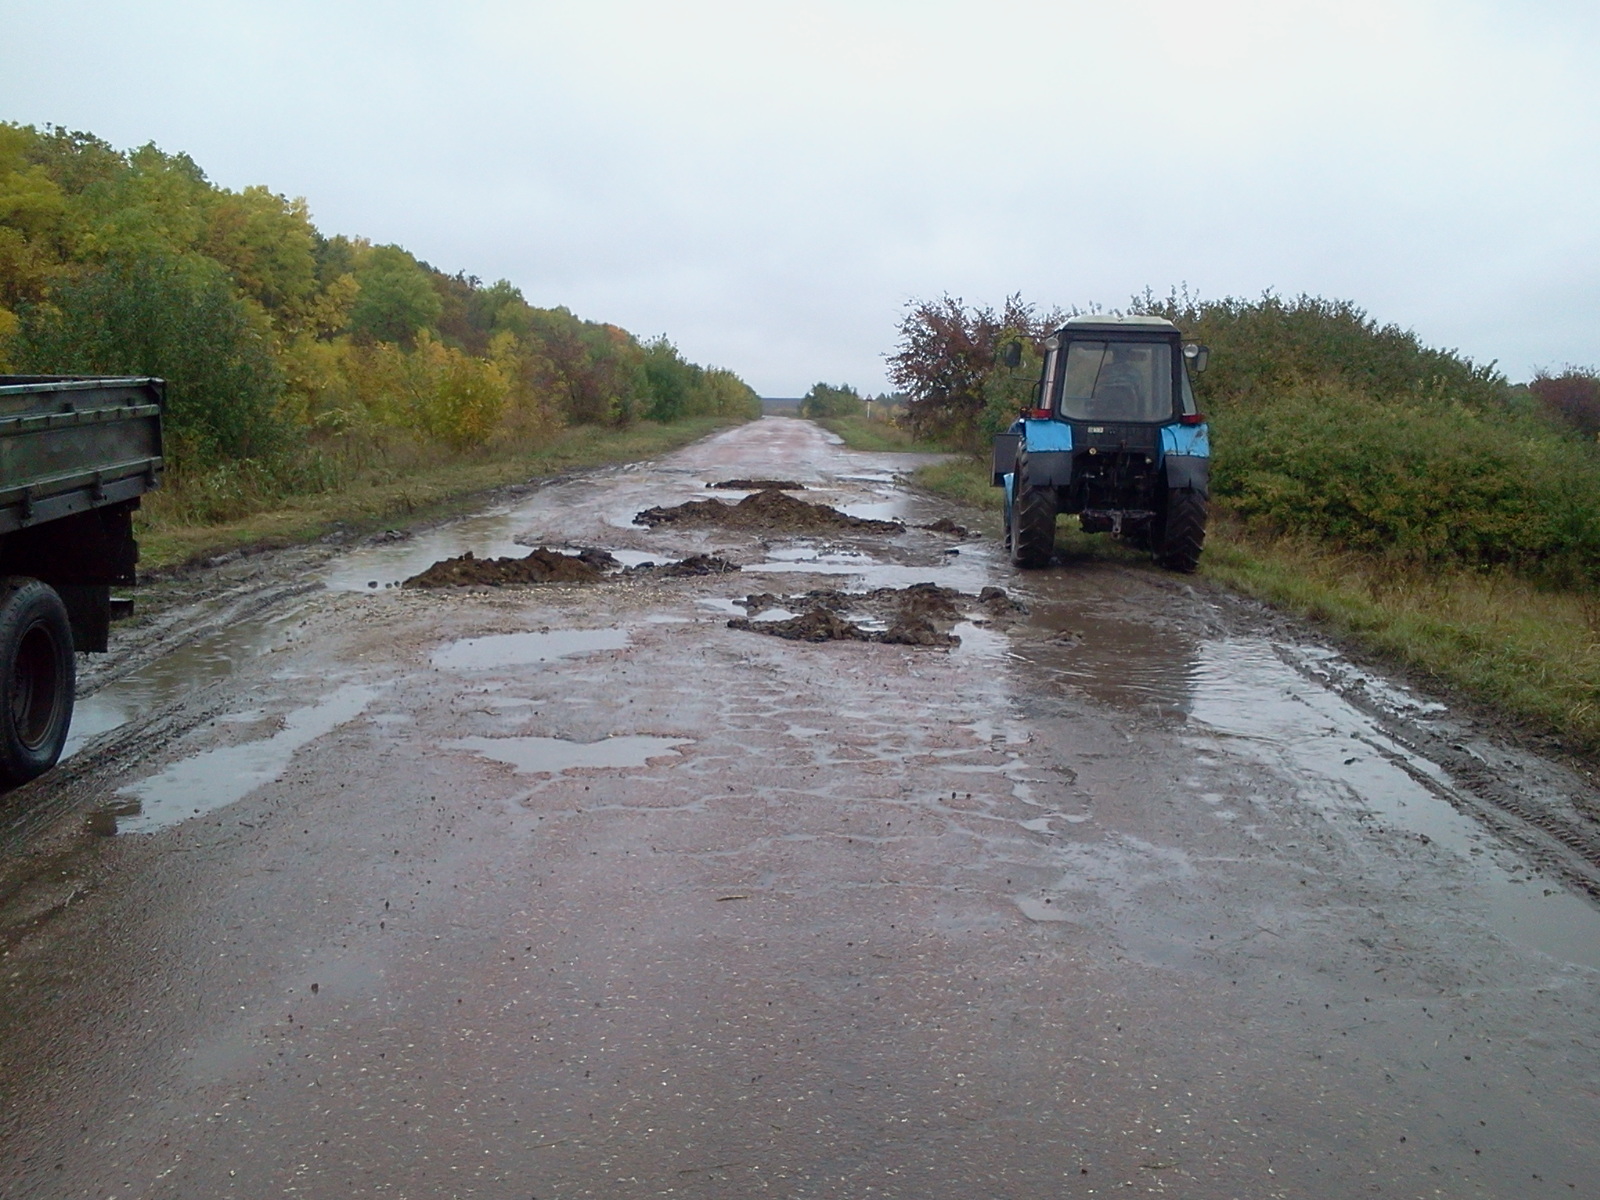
<box><xmin>3</xmin><ymin>0</ymin><xmax>1596</xmax><ymax>393</ymax></box>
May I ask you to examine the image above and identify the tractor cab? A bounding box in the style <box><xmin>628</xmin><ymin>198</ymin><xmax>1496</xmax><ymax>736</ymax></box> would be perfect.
<box><xmin>992</xmin><ymin>316</ymin><xmax>1210</xmax><ymax>571</ymax></box>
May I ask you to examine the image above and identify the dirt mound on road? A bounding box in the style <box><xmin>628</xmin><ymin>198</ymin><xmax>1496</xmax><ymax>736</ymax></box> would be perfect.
<box><xmin>403</xmin><ymin>546</ymin><xmax>742</xmax><ymax>588</ymax></box>
<box><xmin>729</xmin><ymin>584</ymin><xmax>1027</xmax><ymax>648</ymax></box>
<box><xmin>728</xmin><ymin>607</ymin><xmax>871</xmax><ymax>643</ymax></box>
<box><xmin>404</xmin><ymin>548</ymin><xmax>603</xmax><ymax>588</ymax></box>
<box><xmin>635</xmin><ymin>488</ymin><xmax>903</xmax><ymax>533</ymax></box>
<box><xmin>707</xmin><ymin>479</ymin><xmax>806</xmax><ymax>491</ymax></box>
<box><xmin>651</xmin><ymin>554</ymin><xmax>741</xmax><ymax>577</ymax></box>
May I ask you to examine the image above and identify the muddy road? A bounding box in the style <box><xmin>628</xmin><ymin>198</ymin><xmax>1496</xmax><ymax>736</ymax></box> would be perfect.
<box><xmin>2</xmin><ymin>418</ymin><xmax>1598</xmax><ymax>1199</ymax></box>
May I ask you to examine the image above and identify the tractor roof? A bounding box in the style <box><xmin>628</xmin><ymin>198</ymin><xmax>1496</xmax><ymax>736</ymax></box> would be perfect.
<box><xmin>1059</xmin><ymin>315</ymin><xmax>1178</xmax><ymax>331</ymax></box>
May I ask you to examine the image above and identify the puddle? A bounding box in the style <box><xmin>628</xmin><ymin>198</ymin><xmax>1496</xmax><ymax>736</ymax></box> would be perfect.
<box><xmin>65</xmin><ymin>603</ymin><xmax>311</xmax><ymax>760</ymax></box>
<box><xmin>431</xmin><ymin>628</ymin><xmax>629</xmax><ymax>671</ymax></box>
<box><xmin>763</xmin><ymin>547</ymin><xmax>873</xmax><ymax>566</ymax></box>
<box><xmin>1016</xmin><ymin>610</ymin><xmax>1600</xmax><ymax>971</ymax></box>
<box><xmin>108</xmin><ymin>684</ymin><xmax>382</xmax><ymax>833</ymax></box>
<box><xmin>323</xmin><ymin>505</ymin><xmax>545</xmax><ymax>592</ymax></box>
<box><xmin>743</xmin><ymin>556</ymin><xmax>997</xmax><ymax>594</ymax></box>
<box><xmin>1021</xmin><ymin>603</ymin><xmax>1202</xmax><ymax>716</ymax></box>
<box><xmin>1182</xmin><ymin>639</ymin><xmax>1600</xmax><ymax>971</ymax></box>
<box><xmin>950</xmin><ymin>621</ymin><xmax>1009</xmax><ymax>661</ymax></box>
<box><xmin>446</xmin><ymin>734</ymin><xmax>692</xmax><ymax>775</ymax></box>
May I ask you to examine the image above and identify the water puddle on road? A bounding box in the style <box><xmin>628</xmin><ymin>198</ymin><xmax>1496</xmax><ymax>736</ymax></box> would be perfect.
<box><xmin>1015</xmin><ymin>607</ymin><xmax>1600</xmax><ymax>971</ymax></box>
<box><xmin>1182</xmin><ymin>639</ymin><xmax>1600</xmax><ymax>972</ymax></box>
<box><xmin>445</xmin><ymin>734</ymin><xmax>692</xmax><ymax>775</ymax></box>
<box><xmin>65</xmin><ymin>602</ymin><xmax>312</xmax><ymax>760</ymax></box>
<box><xmin>431</xmin><ymin>628</ymin><xmax>629</xmax><ymax>670</ymax></box>
<box><xmin>106</xmin><ymin>684</ymin><xmax>383</xmax><ymax>834</ymax></box>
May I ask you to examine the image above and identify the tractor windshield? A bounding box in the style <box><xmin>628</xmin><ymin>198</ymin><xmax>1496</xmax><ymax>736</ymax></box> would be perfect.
<box><xmin>1058</xmin><ymin>340</ymin><xmax>1173</xmax><ymax>422</ymax></box>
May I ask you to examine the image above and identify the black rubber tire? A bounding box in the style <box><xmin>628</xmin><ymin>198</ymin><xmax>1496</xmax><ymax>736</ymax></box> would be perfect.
<box><xmin>1009</xmin><ymin>453</ymin><xmax>1057</xmax><ymax>569</ymax></box>
<box><xmin>0</xmin><ymin>578</ymin><xmax>76</xmax><ymax>788</ymax></box>
<box><xmin>1154</xmin><ymin>488</ymin><xmax>1208</xmax><ymax>573</ymax></box>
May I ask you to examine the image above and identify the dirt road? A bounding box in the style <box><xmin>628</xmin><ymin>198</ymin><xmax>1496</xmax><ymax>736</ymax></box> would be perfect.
<box><xmin>2</xmin><ymin>418</ymin><xmax>1598</xmax><ymax>1198</ymax></box>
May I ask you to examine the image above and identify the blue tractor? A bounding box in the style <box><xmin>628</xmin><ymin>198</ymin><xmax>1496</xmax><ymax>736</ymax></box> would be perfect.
<box><xmin>992</xmin><ymin>315</ymin><xmax>1211</xmax><ymax>572</ymax></box>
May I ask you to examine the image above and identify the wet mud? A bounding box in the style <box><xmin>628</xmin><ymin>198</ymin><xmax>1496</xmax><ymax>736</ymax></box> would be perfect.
<box><xmin>403</xmin><ymin>546</ymin><xmax>741</xmax><ymax>588</ymax></box>
<box><xmin>729</xmin><ymin>582</ymin><xmax>1027</xmax><ymax>647</ymax></box>
<box><xmin>634</xmin><ymin>486</ymin><xmax>904</xmax><ymax>532</ymax></box>
<box><xmin>706</xmin><ymin>478</ymin><xmax>806</xmax><ymax>490</ymax></box>
<box><xmin>4</xmin><ymin>418</ymin><xmax>1600</xmax><ymax>1200</ymax></box>
<box><xmin>403</xmin><ymin>545</ymin><xmax>605</xmax><ymax>587</ymax></box>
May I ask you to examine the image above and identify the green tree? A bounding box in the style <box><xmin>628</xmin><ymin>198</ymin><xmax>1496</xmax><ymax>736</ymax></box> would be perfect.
<box><xmin>204</xmin><ymin>185</ymin><xmax>318</xmax><ymax>316</ymax></box>
<box><xmin>15</xmin><ymin>252</ymin><xmax>286</xmax><ymax>465</ymax></box>
<box><xmin>641</xmin><ymin>337</ymin><xmax>698</xmax><ymax>421</ymax></box>
<box><xmin>799</xmin><ymin>382</ymin><xmax>865</xmax><ymax>418</ymax></box>
<box><xmin>350</xmin><ymin>245</ymin><xmax>442</xmax><ymax>346</ymax></box>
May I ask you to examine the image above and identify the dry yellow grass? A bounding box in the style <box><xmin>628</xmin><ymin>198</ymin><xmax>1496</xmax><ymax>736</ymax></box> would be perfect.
<box><xmin>136</xmin><ymin>417</ymin><xmax>741</xmax><ymax>570</ymax></box>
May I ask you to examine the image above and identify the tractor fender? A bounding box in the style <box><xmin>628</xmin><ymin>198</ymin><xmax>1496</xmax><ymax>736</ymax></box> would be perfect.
<box><xmin>1163</xmin><ymin>454</ymin><xmax>1210</xmax><ymax>496</ymax></box>
<box><xmin>1021</xmin><ymin>451</ymin><xmax>1072</xmax><ymax>488</ymax></box>
<box><xmin>991</xmin><ymin>433</ymin><xmax>1020</xmax><ymax>485</ymax></box>
<box><xmin>1016</xmin><ymin>419</ymin><xmax>1072</xmax><ymax>487</ymax></box>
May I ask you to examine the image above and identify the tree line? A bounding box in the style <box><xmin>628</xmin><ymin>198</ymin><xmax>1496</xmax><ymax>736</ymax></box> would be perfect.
<box><xmin>0</xmin><ymin>123</ymin><xmax>760</xmax><ymax>512</ymax></box>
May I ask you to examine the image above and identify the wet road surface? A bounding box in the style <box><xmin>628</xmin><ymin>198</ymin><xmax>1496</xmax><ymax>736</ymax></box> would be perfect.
<box><xmin>2</xmin><ymin>417</ymin><xmax>1599</xmax><ymax>1198</ymax></box>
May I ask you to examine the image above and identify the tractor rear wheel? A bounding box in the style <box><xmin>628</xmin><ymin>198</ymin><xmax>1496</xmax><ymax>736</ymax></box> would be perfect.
<box><xmin>1009</xmin><ymin>453</ymin><xmax>1056</xmax><ymax>569</ymax></box>
<box><xmin>1154</xmin><ymin>488</ymin><xmax>1207</xmax><ymax>573</ymax></box>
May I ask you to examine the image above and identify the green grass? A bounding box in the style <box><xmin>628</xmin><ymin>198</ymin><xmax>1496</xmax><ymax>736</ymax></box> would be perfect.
<box><xmin>817</xmin><ymin>415</ymin><xmax>947</xmax><ymax>454</ymax></box>
<box><xmin>910</xmin><ymin>455</ymin><xmax>1600</xmax><ymax>752</ymax></box>
<box><xmin>137</xmin><ymin>416</ymin><xmax>741</xmax><ymax>571</ymax></box>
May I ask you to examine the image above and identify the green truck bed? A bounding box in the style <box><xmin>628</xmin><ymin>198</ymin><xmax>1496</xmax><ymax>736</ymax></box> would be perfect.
<box><xmin>0</xmin><ymin>376</ymin><xmax>164</xmax><ymax>534</ymax></box>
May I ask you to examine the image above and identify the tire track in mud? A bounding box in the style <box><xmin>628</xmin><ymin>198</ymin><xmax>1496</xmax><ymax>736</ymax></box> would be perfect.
<box><xmin>1279</xmin><ymin>644</ymin><xmax>1600</xmax><ymax>901</ymax></box>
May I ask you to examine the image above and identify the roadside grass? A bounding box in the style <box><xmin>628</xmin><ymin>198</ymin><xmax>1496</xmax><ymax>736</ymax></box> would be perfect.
<box><xmin>817</xmin><ymin>415</ymin><xmax>948</xmax><ymax>454</ymax></box>
<box><xmin>137</xmin><ymin>417</ymin><xmax>740</xmax><ymax>571</ymax></box>
<box><xmin>1204</xmin><ymin>530</ymin><xmax>1600</xmax><ymax>749</ymax></box>
<box><xmin>910</xmin><ymin>454</ymin><xmax>1600</xmax><ymax>751</ymax></box>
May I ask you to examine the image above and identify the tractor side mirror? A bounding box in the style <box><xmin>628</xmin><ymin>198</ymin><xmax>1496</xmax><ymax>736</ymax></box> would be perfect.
<box><xmin>999</xmin><ymin>341</ymin><xmax>1023</xmax><ymax>369</ymax></box>
<box><xmin>1183</xmin><ymin>343</ymin><xmax>1211</xmax><ymax>373</ymax></box>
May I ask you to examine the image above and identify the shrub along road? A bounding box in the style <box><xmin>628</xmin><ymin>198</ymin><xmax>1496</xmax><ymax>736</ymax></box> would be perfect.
<box><xmin>1</xmin><ymin>419</ymin><xmax>1597</xmax><ymax>1198</ymax></box>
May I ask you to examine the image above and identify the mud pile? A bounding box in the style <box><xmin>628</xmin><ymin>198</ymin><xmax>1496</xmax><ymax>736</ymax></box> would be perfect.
<box><xmin>404</xmin><ymin>547</ymin><xmax>603</xmax><ymax>588</ymax></box>
<box><xmin>728</xmin><ymin>583</ymin><xmax>1027</xmax><ymax>648</ymax></box>
<box><xmin>650</xmin><ymin>554</ymin><xmax>741</xmax><ymax>577</ymax></box>
<box><xmin>729</xmin><ymin>607</ymin><xmax>871</xmax><ymax>643</ymax></box>
<box><xmin>635</xmin><ymin>488</ymin><xmax>903</xmax><ymax>533</ymax></box>
<box><xmin>404</xmin><ymin>547</ymin><xmax>740</xmax><ymax>587</ymax></box>
<box><xmin>707</xmin><ymin>479</ymin><xmax>806</xmax><ymax>491</ymax></box>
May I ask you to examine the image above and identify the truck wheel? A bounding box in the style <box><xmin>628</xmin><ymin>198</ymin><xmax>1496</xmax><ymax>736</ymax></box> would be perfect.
<box><xmin>0</xmin><ymin>579</ymin><xmax>76</xmax><ymax>787</ymax></box>
<box><xmin>1154</xmin><ymin>488</ymin><xmax>1207</xmax><ymax>574</ymax></box>
<box><xmin>1009</xmin><ymin>454</ymin><xmax>1056</xmax><ymax>569</ymax></box>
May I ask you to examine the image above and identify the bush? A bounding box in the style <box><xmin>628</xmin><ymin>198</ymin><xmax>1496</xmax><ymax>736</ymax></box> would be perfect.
<box><xmin>1530</xmin><ymin>368</ymin><xmax>1600</xmax><ymax>439</ymax></box>
<box><xmin>1214</xmin><ymin>383</ymin><xmax>1600</xmax><ymax>586</ymax></box>
<box><xmin>1133</xmin><ymin>289</ymin><xmax>1511</xmax><ymax>414</ymax></box>
<box><xmin>15</xmin><ymin>251</ymin><xmax>286</xmax><ymax>466</ymax></box>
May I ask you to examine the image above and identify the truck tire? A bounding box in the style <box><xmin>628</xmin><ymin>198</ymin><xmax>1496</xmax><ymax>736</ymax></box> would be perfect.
<box><xmin>1154</xmin><ymin>488</ymin><xmax>1207</xmax><ymax>574</ymax></box>
<box><xmin>1009</xmin><ymin>453</ymin><xmax>1056</xmax><ymax>569</ymax></box>
<box><xmin>0</xmin><ymin>578</ymin><xmax>76</xmax><ymax>787</ymax></box>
